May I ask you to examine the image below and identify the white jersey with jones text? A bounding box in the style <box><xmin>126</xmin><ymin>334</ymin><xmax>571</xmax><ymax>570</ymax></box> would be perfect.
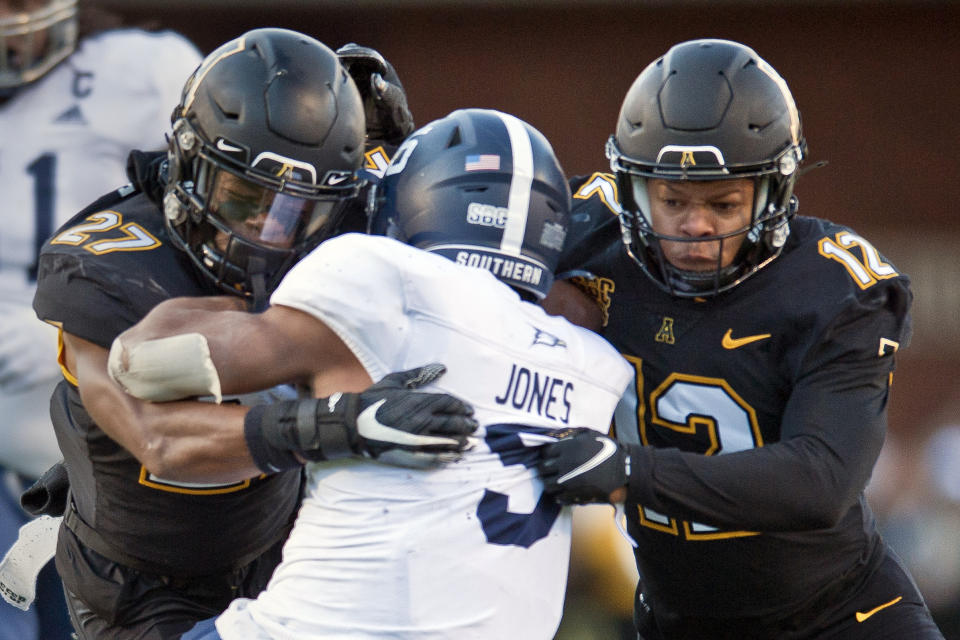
<box><xmin>0</xmin><ymin>28</ymin><xmax>200</xmax><ymax>477</ymax></box>
<box><xmin>215</xmin><ymin>233</ymin><xmax>633</xmax><ymax>639</ymax></box>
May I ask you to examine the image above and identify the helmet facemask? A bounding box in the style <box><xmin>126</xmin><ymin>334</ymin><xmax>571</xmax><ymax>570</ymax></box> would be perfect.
<box><xmin>165</xmin><ymin>117</ymin><xmax>362</xmax><ymax>302</ymax></box>
<box><xmin>610</xmin><ymin>136</ymin><xmax>801</xmax><ymax>297</ymax></box>
<box><xmin>160</xmin><ymin>28</ymin><xmax>367</xmax><ymax>306</ymax></box>
<box><xmin>0</xmin><ymin>0</ymin><xmax>76</xmax><ymax>96</ymax></box>
<box><xmin>609</xmin><ymin>39</ymin><xmax>807</xmax><ymax>298</ymax></box>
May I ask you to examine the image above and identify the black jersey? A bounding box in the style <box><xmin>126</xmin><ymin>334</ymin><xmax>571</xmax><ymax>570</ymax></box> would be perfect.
<box><xmin>565</xmin><ymin>174</ymin><xmax>913</xmax><ymax>625</ymax></box>
<box><xmin>33</xmin><ymin>180</ymin><xmax>301</xmax><ymax>578</ymax></box>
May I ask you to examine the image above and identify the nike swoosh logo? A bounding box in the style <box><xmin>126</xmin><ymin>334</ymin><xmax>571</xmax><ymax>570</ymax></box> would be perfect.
<box><xmin>216</xmin><ymin>138</ymin><xmax>243</xmax><ymax>153</ymax></box>
<box><xmin>722</xmin><ymin>328</ymin><xmax>771</xmax><ymax>349</ymax></box>
<box><xmin>326</xmin><ymin>174</ymin><xmax>349</xmax><ymax>185</ymax></box>
<box><xmin>856</xmin><ymin>595</ymin><xmax>902</xmax><ymax>622</ymax></box>
<box><xmin>356</xmin><ymin>399</ymin><xmax>459</xmax><ymax>446</ymax></box>
<box><xmin>557</xmin><ymin>436</ymin><xmax>617</xmax><ymax>484</ymax></box>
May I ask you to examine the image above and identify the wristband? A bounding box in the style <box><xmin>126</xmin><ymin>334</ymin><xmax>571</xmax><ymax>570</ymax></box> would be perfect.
<box><xmin>242</xmin><ymin>396</ymin><xmax>362</xmax><ymax>474</ymax></box>
<box><xmin>243</xmin><ymin>403</ymin><xmax>302</xmax><ymax>473</ymax></box>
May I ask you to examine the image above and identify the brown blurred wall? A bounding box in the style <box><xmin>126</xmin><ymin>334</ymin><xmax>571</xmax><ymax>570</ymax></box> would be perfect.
<box><xmin>111</xmin><ymin>1</ymin><xmax>960</xmax><ymax>441</ymax></box>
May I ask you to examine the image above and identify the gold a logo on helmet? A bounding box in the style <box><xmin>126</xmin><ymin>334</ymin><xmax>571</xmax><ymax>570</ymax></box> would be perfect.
<box><xmin>680</xmin><ymin>151</ymin><xmax>696</xmax><ymax>167</ymax></box>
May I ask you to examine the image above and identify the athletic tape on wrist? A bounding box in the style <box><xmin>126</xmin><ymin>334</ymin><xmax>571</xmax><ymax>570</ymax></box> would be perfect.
<box><xmin>108</xmin><ymin>333</ymin><xmax>222</xmax><ymax>402</ymax></box>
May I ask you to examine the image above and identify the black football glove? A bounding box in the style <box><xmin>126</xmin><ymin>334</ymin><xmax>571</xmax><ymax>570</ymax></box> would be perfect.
<box><xmin>245</xmin><ymin>364</ymin><xmax>478</xmax><ymax>471</ymax></box>
<box><xmin>336</xmin><ymin>42</ymin><xmax>415</xmax><ymax>145</ymax></box>
<box><xmin>539</xmin><ymin>428</ymin><xmax>629</xmax><ymax>504</ymax></box>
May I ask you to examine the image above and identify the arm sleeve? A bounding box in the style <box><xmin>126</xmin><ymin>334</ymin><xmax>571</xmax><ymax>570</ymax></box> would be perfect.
<box><xmin>625</xmin><ymin>282</ymin><xmax>909</xmax><ymax>532</ymax></box>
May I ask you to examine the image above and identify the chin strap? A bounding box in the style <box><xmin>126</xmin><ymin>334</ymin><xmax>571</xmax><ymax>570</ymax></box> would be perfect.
<box><xmin>247</xmin><ymin>256</ymin><xmax>268</xmax><ymax>312</ymax></box>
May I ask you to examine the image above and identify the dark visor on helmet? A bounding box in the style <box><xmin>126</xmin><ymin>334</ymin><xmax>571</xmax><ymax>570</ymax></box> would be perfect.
<box><xmin>200</xmin><ymin>161</ymin><xmax>348</xmax><ymax>249</ymax></box>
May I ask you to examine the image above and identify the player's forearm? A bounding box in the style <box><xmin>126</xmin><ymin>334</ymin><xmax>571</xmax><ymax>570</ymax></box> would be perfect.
<box><xmin>134</xmin><ymin>400</ymin><xmax>264</xmax><ymax>484</ymax></box>
<box><xmin>70</xmin><ymin>332</ymin><xmax>263</xmax><ymax>483</ymax></box>
<box><xmin>112</xmin><ymin>298</ymin><xmax>320</xmax><ymax>398</ymax></box>
<box><xmin>625</xmin><ymin>433</ymin><xmax>871</xmax><ymax>532</ymax></box>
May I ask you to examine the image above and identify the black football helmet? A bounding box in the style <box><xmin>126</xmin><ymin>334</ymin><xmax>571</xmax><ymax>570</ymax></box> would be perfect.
<box><xmin>0</xmin><ymin>0</ymin><xmax>77</xmax><ymax>96</ymax></box>
<box><xmin>608</xmin><ymin>38</ymin><xmax>806</xmax><ymax>297</ymax></box>
<box><xmin>369</xmin><ymin>108</ymin><xmax>570</xmax><ymax>300</ymax></box>
<box><xmin>164</xmin><ymin>28</ymin><xmax>366</xmax><ymax>302</ymax></box>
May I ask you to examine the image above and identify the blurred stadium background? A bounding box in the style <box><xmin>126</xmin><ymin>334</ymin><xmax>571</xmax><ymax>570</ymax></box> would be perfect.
<box><xmin>94</xmin><ymin>1</ymin><xmax>960</xmax><ymax>637</ymax></box>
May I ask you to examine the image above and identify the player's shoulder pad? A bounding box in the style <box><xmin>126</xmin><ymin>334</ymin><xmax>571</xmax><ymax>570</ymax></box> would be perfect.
<box><xmin>34</xmin><ymin>194</ymin><xmax>200</xmax><ymax>347</ymax></box>
<box><xmin>558</xmin><ymin>173</ymin><xmax>622</xmax><ymax>277</ymax></box>
<box><xmin>569</xmin><ymin>172</ymin><xmax>622</xmax><ymax>217</ymax></box>
<box><xmin>780</xmin><ymin>215</ymin><xmax>912</xmax><ymax>336</ymax></box>
<box><xmin>359</xmin><ymin>143</ymin><xmax>395</xmax><ymax>182</ymax></box>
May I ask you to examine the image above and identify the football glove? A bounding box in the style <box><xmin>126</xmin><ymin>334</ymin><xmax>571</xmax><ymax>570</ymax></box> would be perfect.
<box><xmin>336</xmin><ymin>42</ymin><xmax>415</xmax><ymax>145</ymax></box>
<box><xmin>245</xmin><ymin>364</ymin><xmax>477</xmax><ymax>471</ymax></box>
<box><xmin>539</xmin><ymin>428</ymin><xmax>629</xmax><ymax>504</ymax></box>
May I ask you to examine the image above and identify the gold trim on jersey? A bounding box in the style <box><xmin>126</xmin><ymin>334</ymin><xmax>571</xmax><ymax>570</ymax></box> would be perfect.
<box><xmin>50</xmin><ymin>211</ymin><xmax>161</xmax><ymax>254</ymax></box>
<box><xmin>138</xmin><ymin>466</ymin><xmax>253</xmax><ymax>495</ymax></box>
<box><xmin>627</xmin><ymin>365</ymin><xmax>763</xmax><ymax>540</ymax></box>
<box><xmin>572</xmin><ymin>172</ymin><xmax>621</xmax><ymax>215</ymax></box>
<box><xmin>363</xmin><ymin>145</ymin><xmax>391</xmax><ymax>178</ymax></box>
<box><xmin>817</xmin><ymin>231</ymin><xmax>898</xmax><ymax>290</ymax></box>
<box><xmin>53</xmin><ymin>326</ymin><xmax>79</xmax><ymax>386</ymax></box>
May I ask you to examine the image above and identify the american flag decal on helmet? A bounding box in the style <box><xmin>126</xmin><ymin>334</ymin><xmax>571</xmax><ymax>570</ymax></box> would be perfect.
<box><xmin>465</xmin><ymin>154</ymin><xmax>501</xmax><ymax>171</ymax></box>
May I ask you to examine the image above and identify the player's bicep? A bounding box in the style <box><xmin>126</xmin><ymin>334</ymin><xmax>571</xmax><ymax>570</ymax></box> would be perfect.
<box><xmin>540</xmin><ymin>279</ymin><xmax>603</xmax><ymax>332</ymax></box>
<box><xmin>214</xmin><ymin>303</ymin><xmax>359</xmax><ymax>394</ymax></box>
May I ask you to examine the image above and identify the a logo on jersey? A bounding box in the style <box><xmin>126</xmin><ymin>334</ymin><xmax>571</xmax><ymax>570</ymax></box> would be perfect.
<box><xmin>494</xmin><ymin>364</ymin><xmax>573</xmax><ymax>424</ymax></box>
<box><xmin>363</xmin><ymin>145</ymin><xmax>391</xmax><ymax>179</ymax></box>
<box><xmin>54</xmin><ymin>105</ymin><xmax>87</xmax><ymax>125</ymax></box>
<box><xmin>532</xmin><ymin>327</ymin><xmax>567</xmax><ymax>349</ymax></box>
<box><xmin>573</xmin><ymin>173</ymin><xmax>621</xmax><ymax>215</ymax></box>
<box><xmin>855</xmin><ymin>596</ymin><xmax>903</xmax><ymax>623</ymax></box>
<box><xmin>655</xmin><ymin>317</ymin><xmax>676</xmax><ymax>344</ymax></box>
<box><xmin>569</xmin><ymin>275</ymin><xmax>614</xmax><ymax>328</ymax></box>
<box><xmin>454</xmin><ymin>251</ymin><xmax>543</xmax><ymax>289</ymax></box>
<box><xmin>721</xmin><ymin>328</ymin><xmax>771</xmax><ymax>349</ymax></box>
<box><xmin>878</xmin><ymin>337</ymin><xmax>899</xmax><ymax>357</ymax></box>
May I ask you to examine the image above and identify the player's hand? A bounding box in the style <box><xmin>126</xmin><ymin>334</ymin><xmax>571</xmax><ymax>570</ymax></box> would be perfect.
<box><xmin>336</xmin><ymin>43</ymin><xmax>415</xmax><ymax>145</ymax></box>
<box><xmin>247</xmin><ymin>364</ymin><xmax>477</xmax><ymax>472</ymax></box>
<box><xmin>539</xmin><ymin>428</ymin><xmax>629</xmax><ymax>504</ymax></box>
<box><xmin>346</xmin><ymin>363</ymin><xmax>477</xmax><ymax>466</ymax></box>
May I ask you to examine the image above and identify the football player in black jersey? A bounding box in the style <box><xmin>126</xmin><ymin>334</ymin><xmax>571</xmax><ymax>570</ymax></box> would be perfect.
<box><xmin>538</xmin><ymin>39</ymin><xmax>945</xmax><ymax>639</ymax></box>
<box><xmin>29</xmin><ymin>28</ymin><xmax>440</xmax><ymax>640</ymax></box>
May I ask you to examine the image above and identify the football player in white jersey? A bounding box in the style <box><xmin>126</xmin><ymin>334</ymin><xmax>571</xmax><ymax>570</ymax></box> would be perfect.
<box><xmin>103</xmin><ymin>108</ymin><xmax>633</xmax><ymax>639</ymax></box>
<box><xmin>0</xmin><ymin>2</ymin><xmax>200</xmax><ymax>638</ymax></box>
